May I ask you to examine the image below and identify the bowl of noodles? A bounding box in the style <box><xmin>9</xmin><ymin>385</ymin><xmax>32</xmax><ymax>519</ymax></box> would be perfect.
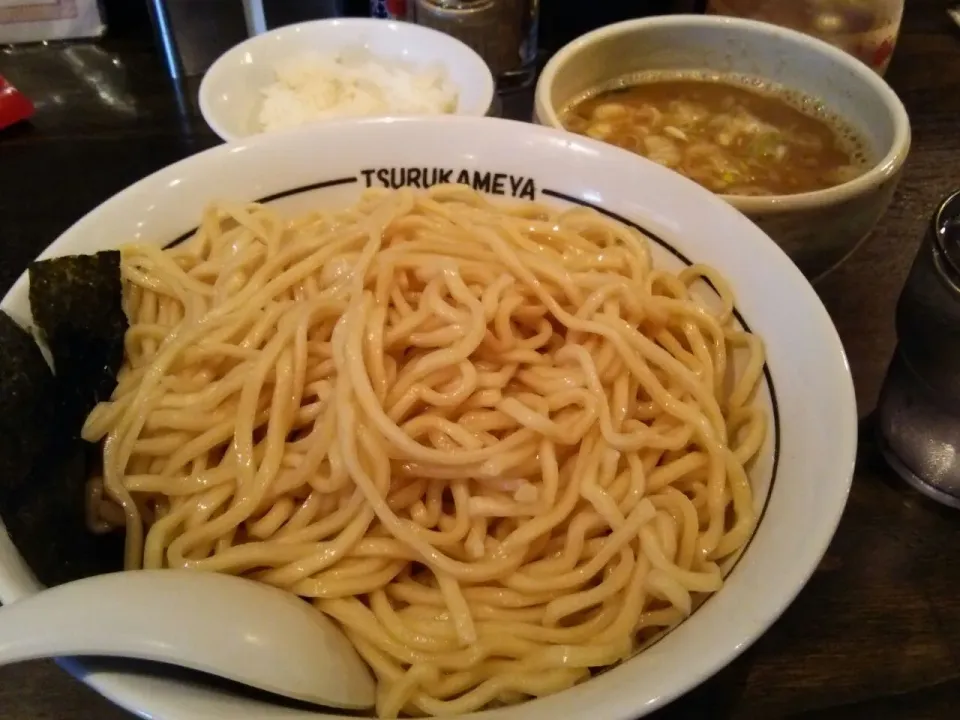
<box><xmin>0</xmin><ymin>116</ymin><xmax>856</xmax><ymax>720</ymax></box>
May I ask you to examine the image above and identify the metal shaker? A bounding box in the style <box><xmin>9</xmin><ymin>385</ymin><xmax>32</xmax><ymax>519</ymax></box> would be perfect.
<box><xmin>877</xmin><ymin>189</ymin><xmax>960</xmax><ymax>507</ymax></box>
<box><xmin>414</xmin><ymin>0</ymin><xmax>540</xmax><ymax>89</ymax></box>
<box><xmin>147</xmin><ymin>0</ymin><xmax>345</xmax><ymax>79</ymax></box>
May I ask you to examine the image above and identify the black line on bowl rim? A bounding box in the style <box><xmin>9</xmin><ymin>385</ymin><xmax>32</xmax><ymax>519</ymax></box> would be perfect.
<box><xmin>163</xmin><ymin>176</ymin><xmax>359</xmax><ymax>249</ymax></box>
<box><xmin>257</xmin><ymin>176</ymin><xmax>359</xmax><ymax>204</ymax></box>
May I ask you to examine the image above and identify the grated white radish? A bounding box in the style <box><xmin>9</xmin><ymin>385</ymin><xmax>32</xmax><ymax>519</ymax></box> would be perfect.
<box><xmin>258</xmin><ymin>47</ymin><xmax>459</xmax><ymax>132</ymax></box>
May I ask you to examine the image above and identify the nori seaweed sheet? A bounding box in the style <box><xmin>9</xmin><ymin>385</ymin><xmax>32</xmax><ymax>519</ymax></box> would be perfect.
<box><xmin>29</xmin><ymin>250</ymin><xmax>127</xmax><ymax>437</ymax></box>
<box><xmin>0</xmin><ymin>251</ymin><xmax>128</xmax><ymax>589</ymax></box>
<box><xmin>1</xmin><ymin>438</ymin><xmax>124</xmax><ymax>587</ymax></box>
<box><xmin>0</xmin><ymin>312</ymin><xmax>54</xmax><ymax>499</ymax></box>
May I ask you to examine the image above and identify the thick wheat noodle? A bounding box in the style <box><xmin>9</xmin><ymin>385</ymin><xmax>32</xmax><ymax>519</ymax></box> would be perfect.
<box><xmin>81</xmin><ymin>184</ymin><xmax>768</xmax><ymax>717</ymax></box>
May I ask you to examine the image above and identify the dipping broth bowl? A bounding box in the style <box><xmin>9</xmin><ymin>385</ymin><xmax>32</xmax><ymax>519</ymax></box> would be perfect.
<box><xmin>534</xmin><ymin>15</ymin><xmax>911</xmax><ymax>280</ymax></box>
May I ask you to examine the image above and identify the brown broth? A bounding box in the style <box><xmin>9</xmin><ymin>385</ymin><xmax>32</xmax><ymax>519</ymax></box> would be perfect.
<box><xmin>561</xmin><ymin>71</ymin><xmax>872</xmax><ymax>197</ymax></box>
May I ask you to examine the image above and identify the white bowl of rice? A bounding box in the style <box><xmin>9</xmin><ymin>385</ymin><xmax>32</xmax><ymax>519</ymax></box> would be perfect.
<box><xmin>199</xmin><ymin>18</ymin><xmax>496</xmax><ymax>142</ymax></box>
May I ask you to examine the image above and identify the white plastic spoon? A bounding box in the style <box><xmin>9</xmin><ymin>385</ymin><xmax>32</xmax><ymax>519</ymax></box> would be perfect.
<box><xmin>0</xmin><ymin>570</ymin><xmax>376</xmax><ymax>710</ymax></box>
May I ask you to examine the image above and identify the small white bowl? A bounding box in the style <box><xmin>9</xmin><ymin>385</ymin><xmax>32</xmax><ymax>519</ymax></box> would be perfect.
<box><xmin>199</xmin><ymin>18</ymin><xmax>496</xmax><ymax>143</ymax></box>
<box><xmin>534</xmin><ymin>15</ymin><xmax>912</xmax><ymax>280</ymax></box>
<box><xmin>0</xmin><ymin>116</ymin><xmax>856</xmax><ymax>720</ymax></box>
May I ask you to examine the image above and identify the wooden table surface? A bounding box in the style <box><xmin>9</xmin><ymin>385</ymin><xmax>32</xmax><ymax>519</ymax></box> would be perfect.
<box><xmin>2</xmin><ymin>1</ymin><xmax>960</xmax><ymax>718</ymax></box>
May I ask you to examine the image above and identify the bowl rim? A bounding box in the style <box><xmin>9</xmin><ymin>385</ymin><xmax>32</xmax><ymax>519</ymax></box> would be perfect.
<box><xmin>534</xmin><ymin>14</ymin><xmax>912</xmax><ymax>215</ymax></box>
<box><xmin>198</xmin><ymin>17</ymin><xmax>497</xmax><ymax>143</ymax></box>
<box><xmin>0</xmin><ymin>115</ymin><xmax>858</xmax><ymax>720</ymax></box>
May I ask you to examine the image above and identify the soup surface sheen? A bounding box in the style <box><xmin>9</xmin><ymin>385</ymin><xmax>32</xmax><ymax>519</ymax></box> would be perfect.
<box><xmin>561</xmin><ymin>71</ymin><xmax>871</xmax><ymax>197</ymax></box>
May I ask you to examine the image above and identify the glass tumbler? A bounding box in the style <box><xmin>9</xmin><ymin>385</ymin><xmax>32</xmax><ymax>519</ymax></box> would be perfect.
<box><xmin>705</xmin><ymin>0</ymin><xmax>904</xmax><ymax>76</ymax></box>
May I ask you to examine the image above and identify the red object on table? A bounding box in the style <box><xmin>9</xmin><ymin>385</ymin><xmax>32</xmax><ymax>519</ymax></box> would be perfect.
<box><xmin>0</xmin><ymin>75</ymin><xmax>35</xmax><ymax>131</ymax></box>
<box><xmin>386</xmin><ymin>0</ymin><xmax>407</xmax><ymax>16</ymax></box>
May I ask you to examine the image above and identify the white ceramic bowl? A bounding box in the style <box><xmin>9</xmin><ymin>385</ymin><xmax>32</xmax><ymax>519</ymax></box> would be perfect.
<box><xmin>534</xmin><ymin>15</ymin><xmax>912</xmax><ymax>280</ymax></box>
<box><xmin>0</xmin><ymin>117</ymin><xmax>856</xmax><ymax>720</ymax></box>
<box><xmin>198</xmin><ymin>18</ymin><xmax>496</xmax><ymax>143</ymax></box>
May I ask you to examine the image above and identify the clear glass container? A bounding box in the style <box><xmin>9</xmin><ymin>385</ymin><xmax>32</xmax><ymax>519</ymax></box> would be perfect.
<box><xmin>705</xmin><ymin>0</ymin><xmax>904</xmax><ymax>76</ymax></box>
